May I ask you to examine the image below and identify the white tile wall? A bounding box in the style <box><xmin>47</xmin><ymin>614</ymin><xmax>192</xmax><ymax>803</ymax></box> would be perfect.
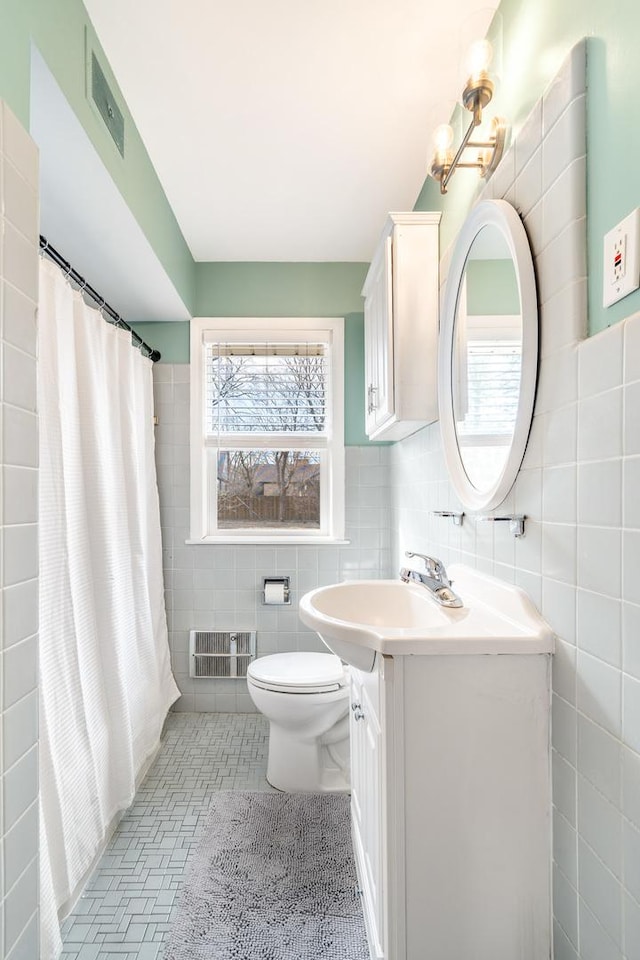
<box><xmin>152</xmin><ymin>362</ymin><xmax>391</xmax><ymax>711</ymax></box>
<box><xmin>146</xmin><ymin>40</ymin><xmax>640</xmax><ymax>959</ymax></box>
<box><xmin>391</xmin><ymin>41</ymin><xmax>640</xmax><ymax>960</ymax></box>
<box><xmin>0</xmin><ymin>103</ymin><xmax>40</xmax><ymax>959</ymax></box>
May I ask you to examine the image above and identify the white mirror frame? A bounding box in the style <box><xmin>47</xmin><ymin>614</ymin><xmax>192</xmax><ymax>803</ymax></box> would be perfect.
<box><xmin>438</xmin><ymin>199</ymin><xmax>538</xmax><ymax>512</ymax></box>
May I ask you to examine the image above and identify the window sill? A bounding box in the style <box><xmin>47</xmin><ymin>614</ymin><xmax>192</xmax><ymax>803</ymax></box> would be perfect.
<box><xmin>184</xmin><ymin>537</ymin><xmax>351</xmax><ymax>546</ymax></box>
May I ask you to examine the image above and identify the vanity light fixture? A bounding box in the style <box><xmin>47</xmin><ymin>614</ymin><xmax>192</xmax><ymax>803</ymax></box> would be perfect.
<box><xmin>430</xmin><ymin>38</ymin><xmax>507</xmax><ymax>195</ymax></box>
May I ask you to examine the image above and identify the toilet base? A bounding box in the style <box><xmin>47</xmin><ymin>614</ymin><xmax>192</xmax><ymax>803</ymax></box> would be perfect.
<box><xmin>266</xmin><ymin>723</ymin><xmax>350</xmax><ymax>793</ymax></box>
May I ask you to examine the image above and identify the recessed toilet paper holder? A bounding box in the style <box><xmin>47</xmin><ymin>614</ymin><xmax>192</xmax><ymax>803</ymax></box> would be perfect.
<box><xmin>262</xmin><ymin>576</ymin><xmax>291</xmax><ymax>605</ymax></box>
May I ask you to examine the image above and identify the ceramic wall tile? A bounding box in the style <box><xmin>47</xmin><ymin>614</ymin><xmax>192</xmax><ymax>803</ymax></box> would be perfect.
<box><xmin>389</xmin><ymin>43</ymin><xmax>640</xmax><ymax>959</ymax></box>
<box><xmin>0</xmin><ymin>101</ymin><xmax>39</xmax><ymax>957</ymax></box>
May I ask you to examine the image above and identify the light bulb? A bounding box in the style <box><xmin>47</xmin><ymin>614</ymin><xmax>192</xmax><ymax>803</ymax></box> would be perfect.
<box><xmin>466</xmin><ymin>38</ymin><xmax>493</xmax><ymax>79</ymax></box>
<box><xmin>430</xmin><ymin>123</ymin><xmax>454</xmax><ymax>185</ymax></box>
<box><xmin>433</xmin><ymin>123</ymin><xmax>454</xmax><ymax>154</ymax></box>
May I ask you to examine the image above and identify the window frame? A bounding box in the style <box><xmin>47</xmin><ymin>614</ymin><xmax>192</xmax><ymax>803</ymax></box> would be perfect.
<box><xmin>189</xmin><ymin>317</ymin><xmax>345</xmax><ymax>544</ymax></box>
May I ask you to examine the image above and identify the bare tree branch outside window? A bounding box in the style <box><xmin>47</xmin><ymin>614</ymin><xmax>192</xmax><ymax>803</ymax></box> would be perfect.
<box><xmin>207</xmin><ymin>347</ymin><xmax>326</xmax><ymax>528</ymax></box>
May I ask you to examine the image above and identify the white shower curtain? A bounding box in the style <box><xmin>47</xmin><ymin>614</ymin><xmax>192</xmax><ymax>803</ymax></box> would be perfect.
<box><xmin>38</xmin><ymin>259</ymin><xmax>180</xmax><ymax>959</ymax></box>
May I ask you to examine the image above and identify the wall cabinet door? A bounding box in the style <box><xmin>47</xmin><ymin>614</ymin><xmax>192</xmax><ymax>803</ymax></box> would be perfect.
<box><xmin>362</xmin><ymin>212</ymin><xmax>440</xmax><ymax>442</ymax></box>
<box><xmin>364</xmin><ymin>236</ymin><xmax>394</xmax><ymax>437</ymax></box>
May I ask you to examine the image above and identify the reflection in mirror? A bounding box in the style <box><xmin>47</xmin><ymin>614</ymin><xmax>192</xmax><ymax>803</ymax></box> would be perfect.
<box><xmin>452</xmin><ymin>225</ymin><xmax>522</xmax><ymax>492</ymax></box>
<box><xmin>439</xmin><ymin>199</ymin><xmax>538</xmax><ymax>513</ymax></box>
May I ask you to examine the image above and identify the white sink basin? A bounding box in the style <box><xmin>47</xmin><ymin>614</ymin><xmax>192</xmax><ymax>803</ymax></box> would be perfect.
<box><xmin>299</xmin><ymin>564</ymin><xmax>554</xmax><ymax>671</ymax></box>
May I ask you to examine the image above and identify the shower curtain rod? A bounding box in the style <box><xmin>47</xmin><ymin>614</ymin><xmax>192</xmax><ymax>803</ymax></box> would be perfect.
<box><xmin>39</xmin><ymin>235</ymin><xmax>161</xmax><ymax>362</ymax></box>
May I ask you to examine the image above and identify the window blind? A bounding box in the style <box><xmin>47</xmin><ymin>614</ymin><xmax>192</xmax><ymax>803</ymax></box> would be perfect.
<box><xmin>457</xmin><ymin>340</ymin><xmax>522</xmax><ymax>438</ymax></box>
<box><xmin>205</xmin><ymin>341</ymin><xmax>328</xmax><ymax>436</ymax></box>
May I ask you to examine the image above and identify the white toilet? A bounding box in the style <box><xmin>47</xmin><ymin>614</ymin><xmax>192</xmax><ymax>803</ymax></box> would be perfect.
<box><xmin>247</xmin><ymin>651</ymin><xmax>350</xmax><ymax>793</ymax></box>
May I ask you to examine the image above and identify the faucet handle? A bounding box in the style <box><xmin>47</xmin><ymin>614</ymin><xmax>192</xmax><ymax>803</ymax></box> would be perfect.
<box><xmin>404</xmin><ymin>551</ymin><xmax>446</xmax><ymax>581</ymax></box>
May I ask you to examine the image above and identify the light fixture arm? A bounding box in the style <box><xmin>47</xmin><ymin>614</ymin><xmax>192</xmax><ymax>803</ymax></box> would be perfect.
<box><xmin>440</xmin><ymin>112</ymin><xmax>482</xmax><ymax>193</ymax></box>
<box><xmin>436</xmin><ymin>114</ymin><xmax>506</xmax><ymax>195</ymax></box>
<box><xmin>430</xmin><ymin>55</ymin><xmax>507</xmax><ymax>195</ymax></box>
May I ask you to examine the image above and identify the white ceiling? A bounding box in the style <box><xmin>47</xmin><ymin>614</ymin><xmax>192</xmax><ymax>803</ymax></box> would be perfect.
<box><xmin>82</xmin><ymin>0</ymin><xmax>499</xmax><ymax>263</ymax></box>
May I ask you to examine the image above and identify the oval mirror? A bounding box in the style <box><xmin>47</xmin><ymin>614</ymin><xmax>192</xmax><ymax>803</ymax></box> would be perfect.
<box><xmin>439</xmin><ymin>199</ymin><xmax>538</xmax><ymax>512</ymax></box>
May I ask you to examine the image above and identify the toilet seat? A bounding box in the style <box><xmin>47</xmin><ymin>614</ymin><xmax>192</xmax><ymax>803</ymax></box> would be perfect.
<box><xmin>247</xmin><ymin>652</ymin><xmax>347</xmax><ymax>695</ymax></box>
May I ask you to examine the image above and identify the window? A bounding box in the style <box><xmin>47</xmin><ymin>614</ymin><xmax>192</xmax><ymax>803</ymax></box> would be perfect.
<box><xmin>453</xmin><ymin>307</ymin><xmax>522</xmax><ymax>491</ymax></box>
<box><xmin>190</xmin><ymin>318</ymin><xmax>345</xmax><ymax>542</ymax></box>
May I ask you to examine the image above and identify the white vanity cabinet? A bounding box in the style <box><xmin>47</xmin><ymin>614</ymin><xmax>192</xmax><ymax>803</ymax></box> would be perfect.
<box><xmin>350</xmin><ymin>651</ymin><xmax>552</xmax><ymax>960</ymax></box>
<box><xmin>362</xmin><ymin>212</ymin><xmax>440</xmax><ymax>441</ymax></box>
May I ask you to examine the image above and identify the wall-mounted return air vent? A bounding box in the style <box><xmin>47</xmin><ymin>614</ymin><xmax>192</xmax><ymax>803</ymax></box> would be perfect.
<box><xmin>90</xmin><ymin>51</ymin><xmax>125</xmax><ymax>157</ymax></box>
<box><xmin>189</xmin><ymin>631</ymin><xmax>257</xmax><ymax>679</ymax></box>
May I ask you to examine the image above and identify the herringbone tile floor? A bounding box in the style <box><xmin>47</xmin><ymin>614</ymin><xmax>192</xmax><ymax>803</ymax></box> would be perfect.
<box><xmin>60</xmin><ymin>712</ymin><xmax>272</xmax><ymax>959</ymax></box>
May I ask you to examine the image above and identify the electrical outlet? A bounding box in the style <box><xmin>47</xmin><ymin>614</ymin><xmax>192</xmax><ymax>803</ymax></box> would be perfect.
<box><xmin>613</xmin><ymin>235</ymin><xmax>626</xmax><ymax>282</ymax></box>
<box><xmin>603</xmin><ymin>208</ymin><xmax>640</xmax><ymax>307</ymax></box>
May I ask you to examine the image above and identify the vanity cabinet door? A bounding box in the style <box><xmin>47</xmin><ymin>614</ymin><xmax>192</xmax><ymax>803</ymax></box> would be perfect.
<box><xmin>350</xmin><ymin>668</ymin><xmax>384</xmax><ymax>959</ymax></box>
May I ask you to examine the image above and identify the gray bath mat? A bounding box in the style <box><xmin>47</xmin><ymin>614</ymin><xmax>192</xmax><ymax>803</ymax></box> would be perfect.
<box><xmin>165</xmin><ymin>790</ymin><xmax>370</xmax><ymax>960</ymax></box>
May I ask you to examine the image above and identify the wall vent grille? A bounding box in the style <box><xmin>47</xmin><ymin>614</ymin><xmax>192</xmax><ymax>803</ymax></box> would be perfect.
<box><xmin>90</xmin><ymin>52</ymin><xmax>125</xmax><ymax>156</ymax></box>
<box><xmin>189</xmin><ymin>630</ymin><xmax>256</xmax><ymax>679</ymax></box>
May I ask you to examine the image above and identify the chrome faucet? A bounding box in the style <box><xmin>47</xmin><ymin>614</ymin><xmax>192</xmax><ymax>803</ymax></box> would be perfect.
<box><xmin>399</xmin><ymin>551</ymin><xmax>463</xmax><ymax>608</ymax></box>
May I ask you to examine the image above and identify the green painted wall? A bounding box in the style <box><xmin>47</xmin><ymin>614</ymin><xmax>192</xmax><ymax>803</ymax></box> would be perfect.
<box><xmin>5</xmin><ymin>0</ymin><xmax>634</xmax><ymax>342</ymax></box>
<box><xmin>136</xmin><ymin>261</ymin><xmax>372</xmax><ymax>446</ymax></box>
<box><xmin>415</xmin><ymin>0</ymin><xmax>640</xmax><ymax>335</ymax></box>
<box><xmin>8</xmin><ymin>0</ymin><xmax>634</xmax><ymax>435</ymax></box>
<box><xmin>0</xmin><ymin>0</ymin><xmax>374</xmax><ymax>445</ymax></box>
<box><xmin>194</xmin><ymin>262</ymin><xmax>368</xmax><ymax>318</ymax></box>
<box><xmin>466</xmin><ymin>259</ymin><xmax>520</xmax><ymax>316</ymax></box>
<box><xmin>0</xmin><ymin>0</ymin><xmax>31</xmax><ymax>124</ymax></box>
<box><xmin>342</xmin><ymin>313</ymin><xmax>370</xmax><ymax>446</ymax></box>
<box><xmin>132</xmin><ymin>320</ymin><xmax>190</xmax><ymax>362</ymax></box>
<box><xmin>0</xmin><ymin>0</ymin><xmax>195</xmax><ymax>313</ymax></box>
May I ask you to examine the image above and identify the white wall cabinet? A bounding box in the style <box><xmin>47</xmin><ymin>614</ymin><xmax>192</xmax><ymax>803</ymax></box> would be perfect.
<box><xmin>362</xmin><ymin>213</ymin><xmax>441</xmax><ymax>441</ymax></box>
<box><xmin>350</xmin><ymin>651</ymin><xmax>551</xmax><ymax>960</ymax></box>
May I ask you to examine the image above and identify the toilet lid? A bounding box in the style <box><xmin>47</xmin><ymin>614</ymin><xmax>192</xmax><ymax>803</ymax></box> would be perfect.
<box><xmin>248</xmin><ymin>652</ymin><xmax>346</xmax><ymax>692</ymax></box>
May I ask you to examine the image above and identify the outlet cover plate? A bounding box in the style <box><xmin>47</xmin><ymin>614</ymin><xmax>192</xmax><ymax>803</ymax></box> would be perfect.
<box><xmin>603</xmin><ymin>208</ymin><xmax>640</xmax><ymax>307</ymax></box>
